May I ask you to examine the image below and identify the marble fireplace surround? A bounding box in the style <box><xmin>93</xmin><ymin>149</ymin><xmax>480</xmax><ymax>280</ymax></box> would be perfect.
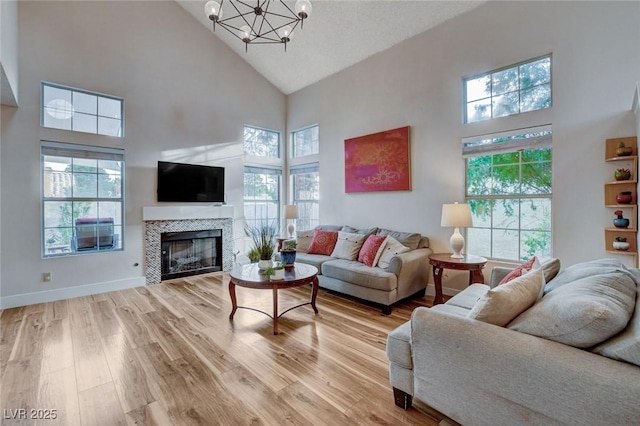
<box><xmin>143</xmin><ymin>205</ymin><xmax>234</xmax><ymax>284</ymax></box>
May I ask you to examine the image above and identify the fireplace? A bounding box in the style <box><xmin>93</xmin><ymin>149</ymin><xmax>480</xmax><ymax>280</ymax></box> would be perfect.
<box><xmin>161</xmin><ymin>229</ymin><xmax>222</xmax><ymax>280</ymax></box>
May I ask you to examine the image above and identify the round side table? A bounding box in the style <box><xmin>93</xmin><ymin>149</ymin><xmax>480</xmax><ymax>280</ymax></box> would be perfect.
<box><xmin>428</xmin><ymin>253</ymin><xmax>488</xmax><ymax>305</ymax></box>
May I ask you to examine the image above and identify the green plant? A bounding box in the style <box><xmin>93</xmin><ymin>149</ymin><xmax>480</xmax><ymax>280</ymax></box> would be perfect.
<box><xmin>283</xmin><ymin>239</ymin><xmax>297</xmax><ymax>250</ymax></box>
<box><xmin>247</xmin><ymin>246</ymin><xmax>261</xmax><ymax>263</ymax></box>
<box><xmin>245</xmin><ymin>221</ymin><xmax>276</xmax><ymax>261</ymax></box>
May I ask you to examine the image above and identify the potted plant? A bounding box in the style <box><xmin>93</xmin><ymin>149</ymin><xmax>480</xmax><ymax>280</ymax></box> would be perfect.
<box><xmin>613</xmin><ymin>236</ymin><xmax>630</xmax><ymax>251</ymax></box>
<box><xmin>280</xmin><ymin>239</ymin><xmax>297</xmax><ymax>268</ymax></box>
<box><xmin>246</xmin><ymin>221</ymin><xmax>276</xmax><ymax>270</ymax></box>
<box><xmin>615</xmin><ymin>168</ymin><xmax>632</xmax><ymax>181</ymax></box>
<box><xmin>264</xmin><ymin>264</ymin><xmax>285</xmax><ymax>280</ymax></box>
<box><xmin>614</xmin><ymin>210</ymin><xmax>630</xmax><ymax>228</ymax></box>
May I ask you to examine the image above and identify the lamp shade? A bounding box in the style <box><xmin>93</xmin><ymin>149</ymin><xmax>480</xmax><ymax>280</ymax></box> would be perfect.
<box><xmin>441</xmin><ymin>203</ymin><xmax>473</xmax><ymax>228</ymax></box>
<box><xmin>284</xmin><ymin>205</ymin><xmax>299</xmax><ymax>220</ymax></box>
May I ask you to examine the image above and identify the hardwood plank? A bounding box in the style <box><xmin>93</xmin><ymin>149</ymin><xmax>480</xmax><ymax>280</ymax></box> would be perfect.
<box><xmin>78</xmin><ymin>382</ymin><xmax>127</xmax><ymax>426</ymax></box>
<box><xmin>101</xmin><ymin>333</ymin><xmax>156</xmax><ymax>414</ymax></box>
<box><xmin>277</xmin><ymin>380</ymin><xmax>353</xmax><ymax>426</ymax></box>
<box><xmin>35</xmin><ymin>366</ymin><xmax>82</xmax><ymax>425</ymax></box>
<box><xmin>71</xmin><ymin>324</ymin><xmax>112</xmax><ymax>392</ymax></box>
<box><xmin>113</xmin><ymin>306</ymin><xmax>154</xmax><ymax>349</ymax></box>
<box><xmin>118</xmin><ymin>288</ymin><xmax>155</xmax><ymax>315</ymax></box>
<box><xmin>0</xmin><ymin>307</ymin><xmax>25</xmax><ymax>376</ymax></box>
<box><xmin>125</xmin><ymin>401</ymin><xmax>174</xmax><ymax>426</ymax></box>
<box><xmin>42</xmin><ymin>317</ymin><xmax>74</xmax><ymax>374</ymax></box>
<box><xmin>91</xmin><ymin>300</ymin><xmax>123</xmax><ymax>338</ymax></box>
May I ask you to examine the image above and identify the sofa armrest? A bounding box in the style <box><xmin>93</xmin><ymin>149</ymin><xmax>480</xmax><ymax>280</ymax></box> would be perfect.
<box><xmin>489</xmin><ymin>266</ymin><xmax>512</xmax><ymax>288</ymax></box>
<box><xmin>409</xmin><ymin>307</ymin><xmax>640</xmax><ymax>425</ymax></box>
<box><xmin>388</xmin><ymin>248</ymin><xmax>432</xmax><ymax>299</ymax></box>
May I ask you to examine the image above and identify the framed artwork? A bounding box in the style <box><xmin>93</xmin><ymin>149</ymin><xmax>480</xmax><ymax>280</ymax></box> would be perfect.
<box><xmin>344</xmin><ymin>126</ymin><xmax>411</xmax><ymax>193</ymax></box>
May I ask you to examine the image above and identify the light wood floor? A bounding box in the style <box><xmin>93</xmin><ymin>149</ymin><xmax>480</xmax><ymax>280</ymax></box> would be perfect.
<box><xmin>1</xmin><ymin>272</ymin><xmax>452</xmax><ymax>425</ymax></box>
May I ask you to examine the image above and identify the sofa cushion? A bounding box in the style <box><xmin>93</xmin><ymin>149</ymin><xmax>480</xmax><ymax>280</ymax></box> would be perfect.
<box><xmin>321</xmin><ymin>259</ymin><xmax>397</xmax><ymax>291</ymax></box>
<box><xmin>296</xmin><ymin>229</ymin><xmax>315</xmax><ymax>253</ymax></box>
<box><xmin>307</xmin><ymin>229</ymin><xmax>339</xmax><ymax>256</ymax></box>
<box><xmin>446</xmin><ymin>284</ymin><xmax>489</xmax><ymax>310</ymax></box>
<box><xmin>544</xmin><ymin>258</ymin><xmax>630</xmax><ymax>293</ymax></box>
<box><xmin>358</xmin><ymin>234</ymin><xmax>387</xmax><ymax>267</ymax></box>
<box><xmin>386</xmin><ymin>321</ymin><xmax>412</xmax><ymax>369</ymax></box>
<box><xmin>509</xmin><ymin>269</ymin><xmax>638</xmax><ymax>348</ymax></box>
<box><xmin>590</xmin><ymin>285</ymin><xmax>640</xmax><ymax>367</ymax></box>
<box><xmin>376</xmin><ymin>228</ymin><xmax>422</xmax><ymax>250</ymax></box>
<box><xmin>540</xmin><ymin>257</ymin><xmax>561</xmax><ymax>283</ymax></box>
<box><xmin>378</xmin><ymin>236</ymin><xmax>410</xmax><ymax>269</ymax></box>
<box><xmin>330</xmin><ymin>231</ymin><xmax>366</xmax><ymax>260</ymax></box>
<box><xmin>431</xmin><ymin>304</ymin><xmax>473</xmax><ymax>318</ymax></box>
<box><xmin>341</xmin><ymin>225</ymin><xmax>378</xmax><ymax>239</ymax></box>
<box><xmin>294</xmin><ymin>252</ymin><xmax>334</xmax><ymax>272</ymax></box>
<box><xmin>468</xmin><ymin>268</ymin><xmax>545</xmax><ymax>327</ymax></box>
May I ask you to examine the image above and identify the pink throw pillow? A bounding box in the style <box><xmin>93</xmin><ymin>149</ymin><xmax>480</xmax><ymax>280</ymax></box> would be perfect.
<box><xmin>307</xmin><ymin>230</ymin><xmax>339</xmax><ymax>256</ymax></box>
<box><xmin>358</xmin><ymin>235</ymin><xmax>387</xmax><ymax>267</ymax></box>
<box><xmin>498</xmin><ymin>256</ymin><xmax>537</xmax><ymax>285</ymax></box>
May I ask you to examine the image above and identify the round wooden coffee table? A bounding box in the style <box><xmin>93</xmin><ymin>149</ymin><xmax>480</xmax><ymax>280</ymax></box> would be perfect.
<box><xmin>228</xmin><ymin>262</ymin><xmax>319</xmax><ymax>335</ymax></box>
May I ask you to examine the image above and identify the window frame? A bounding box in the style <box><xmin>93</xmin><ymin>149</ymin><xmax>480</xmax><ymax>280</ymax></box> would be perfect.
<box><xmin>41</xmin><ymin>81</ymin><xmax>124</xmax><ymax>137</ymax></box>
<box><xmin>290</xmin><ymin>163</ymin><xmax>320</xmax><ymax>231</ymax></box>
<box><xmin>243</xmin><ymin>166</ymin><xmax>282</xmax><ymax>233</ymax></box>
<box><xmin>243</xmin><ymin>125</ymin><xmax>281</xmax><ymax>159</ymax></box>
<box><xmin>41</xmin><ymin>141</ymin><xmax>125</xmax><ymax>258</ymax></box>
<box><xmin>291</xmin><ymin>124</ymin><xmax>319</xmax><ymax>158</ymax></box>
<box><xmin>463</xmin><ymin>54</ymin><xmax>552</xmax><ymax>124</ymax></box>
<box><xmin>463</xmin><ymin>126</ymin><xmax>552</xmax><ymax>262</ymax></box>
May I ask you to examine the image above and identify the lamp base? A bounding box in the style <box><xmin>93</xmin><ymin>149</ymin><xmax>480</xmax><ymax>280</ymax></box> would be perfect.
<box><xmin>449</xmin><ymin>228</ymin><xmax>465</xmax><ymax>259</ymax></box>
<box><xmin>287</xmin><ymin>222</ymin><xmax>295</xmax><ymax>239</ymax></box>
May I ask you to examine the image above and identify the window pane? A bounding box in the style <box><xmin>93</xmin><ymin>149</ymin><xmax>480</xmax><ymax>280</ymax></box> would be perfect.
<box><xmin>43</xmin><ymin>86</ymin><xmax>73</xmax><ymax>120</ymax></box>
<box><xmin>44</xmin><ymin>201</ymin><xmax>73</xmax><ymax>227</ymax></box>
<box><xmin>293</xmin><ymin>126</ymin><xmax>319</xmax><ymax>157</ymax></box>
<box><xmin>73</xmin><ymin>173</ymin><xmax>97</xmax><ymax>198</ymax></box>
<box><xmin>466</xmin><ymin>165</ymin><xmax>491</xmax><ymax>196</ymax></box>
<box><xmin>521</xmin><ymin>230</ymin><xmax>551</xmax><ymax>260</ymax></box>
<box><xmin>492</xmin><ymin>229</ymin><xmax>519</xmax><ymax>260</ymax></box>
<box><xmin>491</xmin><ymin>165</ymin><xmax>519</xmax><ymax>194</ymax></box>
<box><xmin>520</xmin><ymin>84</ymin><xmax>551</xmax><ymax>113</ymax></box>
<box><xmin>98</xmin><ymin>172</ymin><xmax>122</xmax><ymax>198</ymax></box>
<box><xmin>469</xmin><ymin>199</ymin><xmax>492</xmax><ymax>228</ymax></box>
<box><xmin>98</xmin><ymin>202</ymin><xmax>122</xmax><ymax>225</ymax></box>
<box><xmin>466</xmin><ymin>98</ymin><xmax>491</xmax><ymax>123</ymax></box>
<box><xmin>98</xmin><ymin>116</ymin><xmax>122</xmax><ymax>137</ymax></box>
<box><xmin>73</xmin><ymin>92</ymin><xmax>97</xmax><ymax>114</ymax></box>
<box><xmin>520</xmin><ymin>198</ymin><xmax>551</xmax><ymax>231</ymax></box>
<box><xmin>43</xmin><ymin>170</ymin><xmax>72</xmax><ymax>198</ymax></box>
<box><xmin>44</xmin><ymin>228</ymin><xmax>73</xmax><ymax>254</ymax></box>
<box><xmin>519</xmin><ymin>57</ymin><xmax>550</xmax><ymax>89</ymax></box>
<box><xmin>465</xmin><ymin>75</ymin><xmax>491</xmax><ymax>102</ymax></box>
<box><xmin>43</xmin><ymin>110</ymin><xmax>72</xmax><ymax>130</ymax></box>
<box><xmin>73</xmin><ymin>112</ymin><xmax>97</xmax><ymax>134</ymax></box>
<box><xmin>492</xmin><ymin>67</ymin><xmax>518</xmax><ymax>95</ymax></box>
<box><xmin>98</xmin><ymin>97</ymin><xmax>122</xmax><ymax>119</ymax></box>
<box><xmin>467</xmin><ymin>227</ymin><xmax>491</xmax><ymax>258</ymax></box>
<box><xmin>522</xmin><ymin>148</ymin><xmax>551</xmax><ymax>162</ymax></box>
<box><xmin>493</xmin><ymin>199</ymin><xmax>519</xmax><ymax>230</ymax></box>
<box><xmin>492</xmin><ymin>152</ymin><xmax>519</xmax><ymax>165</ymax></box>
<box><xmin>522</xmin><ymin>162</ymin><xmax>552</xmax><ymax>194</ymax></box>
<box><xmin>492</xmin><ymin>92</ymin><xmax>519</xmax><ymax>118</ymax></box>
<box><xmin>73</xmin><ymin>158</ymin><xmax>98</xmax><ymax>173</ymax></box>
<box><xmin>244</xmin><ymin>126</ymin><xmax>280</xmax><ymax>158</ymax></box>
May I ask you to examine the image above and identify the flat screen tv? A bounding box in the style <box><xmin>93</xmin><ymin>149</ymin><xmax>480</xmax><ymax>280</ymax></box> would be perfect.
<box><xmin>157</xmin><ymin>161</ymin><xmax>225</xmax><ymax>203</ymax></box>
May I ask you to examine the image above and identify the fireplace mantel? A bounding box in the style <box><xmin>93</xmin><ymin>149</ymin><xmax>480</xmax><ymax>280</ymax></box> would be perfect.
<box><xmin>143</xmin><ymin>205</ymin><xmax>234</xmax><ymax>221</ymax></box>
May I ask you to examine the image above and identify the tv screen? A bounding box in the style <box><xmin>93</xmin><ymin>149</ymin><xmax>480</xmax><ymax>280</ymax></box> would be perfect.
<box><xmin>157</xmin><ymin>161</ymin><xmax>225</xmax><ymax>203</ymax></box>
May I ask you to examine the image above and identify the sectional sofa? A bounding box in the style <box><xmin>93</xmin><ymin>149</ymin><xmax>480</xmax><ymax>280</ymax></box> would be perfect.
<box><xmin>386</xmin><ymin>258</ymin><xmax>640</xmax><ymax>425</ymax></box>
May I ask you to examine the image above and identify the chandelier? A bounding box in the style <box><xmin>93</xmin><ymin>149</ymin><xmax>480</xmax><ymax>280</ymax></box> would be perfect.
<box><xmin>204</xmin><ymin>0</ymin><xmax>312</xmax><ymax>52</ymax></box>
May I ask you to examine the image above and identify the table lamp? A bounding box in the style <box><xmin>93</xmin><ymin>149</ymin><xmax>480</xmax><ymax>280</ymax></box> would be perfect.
<box><xmin>284</xmin><ymin>204</ymin><xmax>299</xmax><ymax>238</ymax></box>
<box><xmin>441</xmin><ymin>202</ymin><xmax>473</xmax><ymax>258</ymax></box>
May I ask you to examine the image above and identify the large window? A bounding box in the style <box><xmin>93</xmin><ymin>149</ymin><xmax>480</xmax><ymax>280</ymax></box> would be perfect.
<box><xmin>464</xmin><ymin>55</ymin><xmax>551</xmax><ymax>123</ymax></box>
<box><xmin>42</xmin><ymin>142</ymin><xmax>124</xmax><ymax>257</ymax></box>
<box><xmin>244</xmin><ymin>166</ymin><xmax>281</xmax><ymax>232</ymax></box>
<box><xmin>464</xmin><ymin>126</ymin><xmax>552</xmax><ymax>261</ymax></box>
<box><xmin>292</xmin><ymin>125</ymin><xmax>319</xmax><ymax>158</ymax></box>
<box><xmin>41</xmin><ymin>82</ymin><xmax>124</xmax><ymax>137</ymax></box>
<box><xmin>290</xmin><ymin>163</ymin><xmax>319</xmax><ymax>231</ymax></box>
<box><xmin>244</xmin><ymin>125</ymin><xmax>280</xmax><ymax>158</ymax></box>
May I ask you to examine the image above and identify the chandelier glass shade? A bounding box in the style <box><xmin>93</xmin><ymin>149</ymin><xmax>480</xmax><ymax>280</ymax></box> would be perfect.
<box><xmin>204</xmin><ymin>0</ymin><xmax>312</xmax><ymax>51</ymax></box>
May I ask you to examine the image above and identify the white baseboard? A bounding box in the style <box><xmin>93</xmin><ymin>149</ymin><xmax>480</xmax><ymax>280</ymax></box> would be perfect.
<box><xmin>0</xmin><ymin>277</ymin><xmax>146</xmax><ymax>309</ymax></box>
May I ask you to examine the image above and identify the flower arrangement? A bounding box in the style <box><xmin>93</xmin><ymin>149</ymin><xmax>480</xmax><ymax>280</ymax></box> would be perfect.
<box><xmin>615</xmin><ymin>210</ymin><xmax>624</xmax><ymax>219</ymax></box>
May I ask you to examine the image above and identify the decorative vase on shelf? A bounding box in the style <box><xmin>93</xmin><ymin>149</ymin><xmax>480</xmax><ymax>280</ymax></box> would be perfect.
<box><xmin>616</xmin><ymin>191</ymin><xmax>633</xmax><ymax>204</ymax></box>
<box><xmin>613</xmin><ymin>237</ymin><xmax>630</xmax><ymax>251</ymax></box>
<box><xmin>613</xmin><ymin>210</ymin><xmax>630</xmax><ymax>229</ymax></box>
<box><xmin>616</xmin><ymin>141</ymin><xmax>633</xmax><ymax>157</ymax></box>
<box><xmin>615</xmin><ymin>168</ymin><xmax>632</xmax><ymax>181</ymax></box>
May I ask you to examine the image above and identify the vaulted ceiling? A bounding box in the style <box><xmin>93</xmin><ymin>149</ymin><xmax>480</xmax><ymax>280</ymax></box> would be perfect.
<box><xmin>177</xmin><ymin>1</ymin><xmax>485</xmax><ymax>95</ymax></box>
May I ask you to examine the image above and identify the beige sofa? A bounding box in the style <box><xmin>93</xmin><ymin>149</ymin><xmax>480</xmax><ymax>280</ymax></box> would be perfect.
<box><xmin>294</xmin><ymin>225</ymin><xmax>431</xmax><ymax>314</ymax></box>
<box><xmin>386</xmin><ymin>258</ymin><xmax>640</xmax><ymax>425</ymax></box>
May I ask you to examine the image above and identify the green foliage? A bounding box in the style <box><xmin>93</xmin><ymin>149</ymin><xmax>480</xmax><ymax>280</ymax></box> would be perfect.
<box><xmin>245</xmin><ymin>221</ymin><xmax>276</xmax><ymax>261</ymax></box>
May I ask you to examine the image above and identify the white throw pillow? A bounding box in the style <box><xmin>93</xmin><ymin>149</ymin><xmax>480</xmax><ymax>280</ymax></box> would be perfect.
<box><xmin>468</xmin><ymin>268</ymin><xmax>545</xmax><ymax>327</ymax></box>
<box><xmin>377</xmin><ymin>236</ymin><xmax>410</xmax><ymax>269</ymax></box>
<box><xmin>296</xmin><ymin>229</ymin><xmax>314</xmax><ymax>253</ymax></box>
<box><xmin>330</xmin><ymin>231</ymin><xmax>367</xmax><ymax>260</ymax></box>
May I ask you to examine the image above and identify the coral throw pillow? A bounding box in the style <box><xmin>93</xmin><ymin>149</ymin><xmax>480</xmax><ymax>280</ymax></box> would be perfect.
<box><xmin>358</xmin><ymin>235</ymin><xmax>388</xmax><ymax>267</ymax></box>
<box><xmin>498</xmin><ymin>256</ymin><xmax>537</xmax><ymax>285</ymax></box>
<box><xmin>307</xmin><ymin>230</ymin><xmax>339</xmax><ymax>256</ymax></box>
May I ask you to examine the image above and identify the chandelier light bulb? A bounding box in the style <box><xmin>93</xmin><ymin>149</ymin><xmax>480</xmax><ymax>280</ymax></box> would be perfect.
<box><xmin>239</xmin><ymin>25</ymin><xmax>253</xmax><ymax>43</ymax></box>
<box><xmin>295</xmin><ymin>0</ymin><xmax>312</xmax><ymax>19</ymax></box>
<box><xmin>278</xmin><ymin>25</ymin><xmax>292</xmax><ymax>43</ymax></box>
<box><xmin>204</xmin><ymin>1</ymin><xmax>222</xmax><ymax>22</ymax></box>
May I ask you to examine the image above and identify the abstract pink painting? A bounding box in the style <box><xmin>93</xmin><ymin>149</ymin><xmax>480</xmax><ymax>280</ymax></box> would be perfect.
<box><xmin>344</xmin><ymin>126</ymin><xmax>411</xmax><ymax>193</ymax></box>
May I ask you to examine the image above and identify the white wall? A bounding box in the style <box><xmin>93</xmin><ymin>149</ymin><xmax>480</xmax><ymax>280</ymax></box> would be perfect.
<box><xmin>0</xmin><ymin>1</ymin><xmax>285</xmax><ymax>308</ymax></box>
<box><xmin>287</xmin><ymin>1</ymin><xmax>640</xmax><ymax>293</ymax></box>
<box><xmin>0</xmin><ymin>0</ymin><xmax>18</xmax><ymax>106</ymax></box>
